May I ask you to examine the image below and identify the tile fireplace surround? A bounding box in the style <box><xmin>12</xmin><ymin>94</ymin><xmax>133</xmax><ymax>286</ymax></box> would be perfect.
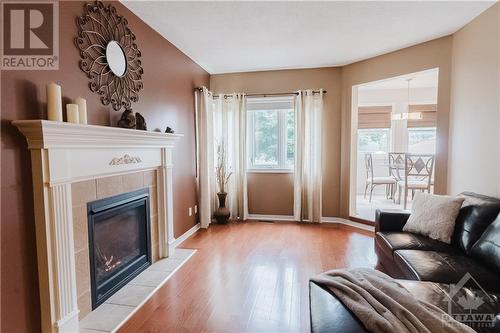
<box><xmin>13</xmin><ymin>120</ymin><xmax>185</xmax><ymax>333</ymax></box>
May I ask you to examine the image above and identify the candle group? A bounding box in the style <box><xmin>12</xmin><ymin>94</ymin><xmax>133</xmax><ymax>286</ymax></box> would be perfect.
<box><xmin>46</xmin><ymin>82</ymin><xmax>88</xmax><ymax>124</ymax></box>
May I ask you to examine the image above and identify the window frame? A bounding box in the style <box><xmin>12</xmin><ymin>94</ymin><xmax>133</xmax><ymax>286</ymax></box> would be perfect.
<box><xmin>247</xmin><ymin>99</ymin><xmax>295</xmax><ymax>173</ymax></box>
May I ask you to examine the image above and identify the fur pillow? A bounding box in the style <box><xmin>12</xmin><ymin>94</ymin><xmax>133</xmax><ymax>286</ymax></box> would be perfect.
<box><xmin>403</xmin><ymin>193</ymin><xmax>465</xmax><ymax>244</ymax></box>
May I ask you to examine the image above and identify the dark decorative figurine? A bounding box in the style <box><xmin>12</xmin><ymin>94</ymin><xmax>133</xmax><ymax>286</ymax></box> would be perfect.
<box><xmin>135</xmin><ymin>112</ymin><xmax>147</xmax><ymax>130</ymax></box>
<box><xmin>165</xmin><ymin>126</ymin><xmax>175</xmax><ymax>134</ymax></box>
<box><xmin>117</xmin><ymin>109</ymin><xmax>136</xmax><ymax>129</ymax></box>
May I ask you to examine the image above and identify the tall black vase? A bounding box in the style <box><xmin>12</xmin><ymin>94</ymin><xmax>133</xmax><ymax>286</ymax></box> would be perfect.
<box><xmin>214</xmin><ymin>192</ymin><xmax>230</xmax><ymax>224</ymax></box>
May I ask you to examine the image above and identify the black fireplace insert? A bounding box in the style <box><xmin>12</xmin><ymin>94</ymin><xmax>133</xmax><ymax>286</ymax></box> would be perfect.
<box><xmin>87</xmin><ymin>188</ymin><xmax>151</xmax><ymax>309</ymax></box>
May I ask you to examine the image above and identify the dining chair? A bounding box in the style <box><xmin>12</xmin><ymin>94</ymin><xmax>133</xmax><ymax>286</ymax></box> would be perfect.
<box><xmin>364</xmin><ymin>153</ymin><xmax>397</xmax><ymax>202</ymax></box>
<box><xmin>387</xmin><ymin>152</ymin><xmax>405</xmax><ymax>200</ymax></box>
<box><xmin>388</xmin><ymin>152</ymin><xmax>405</xmax><ymax>180</ymax></box>
<box><xmin>397</xmin><ymin>154</ymin><xmax>435</xmax><ymax>209</ymax></box>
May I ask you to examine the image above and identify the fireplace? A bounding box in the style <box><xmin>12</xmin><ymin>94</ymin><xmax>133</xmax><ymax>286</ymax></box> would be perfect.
<box><xmin>87</xmin><ymin>188</ymin><xmax>151</xmax><ymax>308</ymax></box>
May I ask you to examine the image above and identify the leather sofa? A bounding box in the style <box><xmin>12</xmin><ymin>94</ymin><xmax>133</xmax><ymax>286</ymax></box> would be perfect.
<box><xmin>375</xmin><ymin>192</ymin><xmax>500</xmax><ymax>291</ymax></box>
<box><xmin>310</xmin><ymin>192</ymin><xmax>500</xmax><ymax>333</ymax></box>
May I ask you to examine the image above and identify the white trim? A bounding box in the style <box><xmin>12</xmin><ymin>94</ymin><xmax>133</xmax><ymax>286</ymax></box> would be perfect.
<box><xmin>246</xmin><ymin>169</ymin><xmax>294</xmax><ymax>174</ymax></box>
<box><xmin>247</xmin><ymin>101</ymin><xmax>295</xmax><ymax>171</ymax></box>
<box><xmin>245</xmin><ymin>214</ymin><xmax>374</xmax><ymax>232</ymax></box>
<box><xmin>12</xmin><ymin>120</ymin><xmax>182</xmax><ymax>149</ymax></box>
<box><xmin>169</xmin><ymin>223</ymin><xmax>201</xmax><ymax>249</ymax></box>
<box><xmin>247</xmin><ymin>214</ymin><xmax>295</xmax><ymax>222</ymax></box>
<box><xmin>322</xmin><ymin>217</ymin><xmax>375</xmax><ymax>232</ymax></box>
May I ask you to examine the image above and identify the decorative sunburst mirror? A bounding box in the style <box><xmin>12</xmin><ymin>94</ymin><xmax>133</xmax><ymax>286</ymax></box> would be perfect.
<box><xmin>75</xmin><ymin>1</ymin><xmax>144</xmax><ymax>111</ymax></box>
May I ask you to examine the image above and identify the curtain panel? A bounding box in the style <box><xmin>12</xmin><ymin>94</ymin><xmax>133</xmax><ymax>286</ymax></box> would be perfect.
<box><xmin>294</xmin><ymin>90</ymin><xmax>324</xmax><ymax>222</ymax></box>
<box><xmin>195</xmin><ymin>88</ymin><xmax>248</xmax><ymax>228</ymax></box>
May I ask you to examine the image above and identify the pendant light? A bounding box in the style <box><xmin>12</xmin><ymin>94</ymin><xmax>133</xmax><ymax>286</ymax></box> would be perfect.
<box><xmin>391</xmin><ymin>78</ymin><xmax>422</xmax><ymax>121</ymax></box>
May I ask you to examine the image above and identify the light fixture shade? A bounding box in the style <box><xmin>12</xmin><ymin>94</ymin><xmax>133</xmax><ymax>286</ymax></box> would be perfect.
<box><xmin>391</xmin><ymin>112</ymin><xmax>423</xmax><ymax>121</ymax></box>
<box><xmin>391</xmin><ymin>113</ymin><xmax>403</xmax><ymax>120</ymax></box>
<box><xmin>407</xmin><ymin>112</ymin><xmax>423</xmax><ymax>120</ymax></box>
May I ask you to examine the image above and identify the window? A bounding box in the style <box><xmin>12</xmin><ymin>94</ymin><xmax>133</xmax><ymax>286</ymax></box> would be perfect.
<box><xmin>247</xmin><ymin>97</ymin><xmax>295</xmax><ymax>171</ymax></box>
<box><xmin>358</xmin><ymin>128</ymin><xmax>390</xmax><ymax>153</ymax></box>
<box><xmin>408</xmin><ymin>127</ymin><xmax>436</xmax><ymax>153</ymax></box>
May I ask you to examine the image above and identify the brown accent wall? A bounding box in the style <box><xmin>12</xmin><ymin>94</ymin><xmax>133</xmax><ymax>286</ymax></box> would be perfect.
<box><xmin>0</xmin><ymin>1</ymin><xmax>209</xmax><ymax>331</ymax></box>
<box><xmin>339</xmin><ymin>37</ymin><xmax>453</xmax><ymax>217</ymax></box>
<box><xmin>210</xmin><ymin>68</ymin><xmax>342</xmax><ymax>217</ymax></box>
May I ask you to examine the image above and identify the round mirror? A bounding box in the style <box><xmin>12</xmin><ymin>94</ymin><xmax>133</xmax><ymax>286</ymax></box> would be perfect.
<box><xmin>106</xmin><ymin>41</ymin><xmax>127</xmax><ymax>77</ymax></box>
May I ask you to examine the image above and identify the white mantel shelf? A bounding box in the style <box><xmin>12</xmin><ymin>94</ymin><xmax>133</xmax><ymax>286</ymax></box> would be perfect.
<box><xmin>12</xmin><ymin>119</ymin><xmax>182</xmax><ymax>333</ymax></box>
<box><xmin>12</xmin><ymin>120</ymin><xmax>183</xmax><ymax>149</ymax></box>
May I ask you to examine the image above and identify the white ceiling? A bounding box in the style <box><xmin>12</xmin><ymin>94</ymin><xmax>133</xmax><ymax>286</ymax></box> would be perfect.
<box><xmin>358</xmin><ymin>68</ymin><xmax>439</xmax><ymax>91</ymax></box>
<box><xmin>122</xmin><ymin>1</ymin><xmax>495</xmax><ymax>74</ymax></box>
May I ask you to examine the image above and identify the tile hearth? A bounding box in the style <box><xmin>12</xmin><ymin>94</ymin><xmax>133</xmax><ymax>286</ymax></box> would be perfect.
<box><xmin>80</xmin><ymin>248</ymin><xmax>196</xmax><ymax>333</ymax></box>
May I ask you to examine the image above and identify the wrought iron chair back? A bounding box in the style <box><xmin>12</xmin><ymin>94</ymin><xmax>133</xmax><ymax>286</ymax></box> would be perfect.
<box><xmin>398</xmin><ymin>154</ymin><xmax>435</xmax><ymax>209</ymax></box>
<box><xmin>388</xmin><ymin>152</ymin><xmax>405</xmax><ymax>180</ymax></box>
<box><xmin>405</xmin><ymin>154</ymin><xmax>435</xmax><ymax>184</ymax></box>
<box><xmin>364</xmin><ymin>153</ymin><xmax>374</xmax><ymax>183</ymax></box>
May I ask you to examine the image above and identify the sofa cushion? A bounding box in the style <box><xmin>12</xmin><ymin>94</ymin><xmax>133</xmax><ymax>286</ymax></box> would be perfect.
<box><xmin>470</xmin><ymin>213</ymin><xmax>500</xmax><ymax>276</ymax></box>
<box><xmin>376</xmin><ymin>232</ymin><xmax>459</xmax><ymax>260</ymax></box>
<box><xmin>403</xmin><ymin>193</ymin><xmax>464</xmax><ymax>244</ymax></box>
<box><xmin>394</xmin><ymin>250</ymin><xmax>500</xmax><ymax>292</ymax></box>
<box><xmin>452</xmin><ymin>204</ymin><xmax>500</xmax><ymax>254</ymax></box>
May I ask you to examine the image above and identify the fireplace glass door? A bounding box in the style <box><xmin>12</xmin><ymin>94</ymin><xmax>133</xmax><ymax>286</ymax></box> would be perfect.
<box><xmin>87</xmin><ymin>188</ymin><xmax>151</xmax><ymax>308</ymax></box>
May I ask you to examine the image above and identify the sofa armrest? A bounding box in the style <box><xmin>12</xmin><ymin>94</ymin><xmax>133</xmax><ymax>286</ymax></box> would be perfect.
<box><xmin>375</xmin><ymin>209</ymin><xmax>411</xmax><ymax>233</ymax></box>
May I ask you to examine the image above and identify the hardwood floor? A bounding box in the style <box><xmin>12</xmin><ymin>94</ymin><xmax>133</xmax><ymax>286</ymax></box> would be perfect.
<box><xmin>118</xmin><ymin>221</ymin><xmax>376</xmax><ymax>333</ymax></box>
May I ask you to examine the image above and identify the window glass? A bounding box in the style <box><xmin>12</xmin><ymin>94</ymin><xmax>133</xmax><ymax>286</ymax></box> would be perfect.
<box><xmin>408</xmin><ymin>127</ymin><xmax>436</xmax><ymax>153</ymax></box>
<box><xmin>254</xmin><ymin>110</ymin><xmax>279</xmax><ymax>166</ymax></box>
<box><xmin>358</xmin><ymin>128</ymin><xmax>390</xmax><ymax>153</ymax></box>
<box><xmin>247</xmin><ymin>97</ymin><xmax>295</xmax><ymax>170</ymax></box>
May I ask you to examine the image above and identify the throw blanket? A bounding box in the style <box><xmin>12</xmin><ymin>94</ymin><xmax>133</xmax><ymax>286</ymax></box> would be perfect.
<box><xmin>310</xmin><ymin>268</ymin><xmax>475</xmax><ymax>333</ymax></box>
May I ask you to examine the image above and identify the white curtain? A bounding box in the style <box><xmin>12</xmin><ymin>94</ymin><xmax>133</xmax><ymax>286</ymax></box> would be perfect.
<box><xmin>294</xmin><ymin>89</ymin><xmax>324</xmax><ymax>222</ymax></box>
<box><xmin>195</xmin><ymin>88</ymin><xmax>248</xmax><ymax>228</ymax></box>
<box><xmin>195</xmin><ymin>87</ymin><xmax>214</xmax><ymax>228</ymax></box>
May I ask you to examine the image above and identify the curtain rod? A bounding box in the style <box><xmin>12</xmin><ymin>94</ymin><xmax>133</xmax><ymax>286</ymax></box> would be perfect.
<box><xmin>194</xmin><ymin>87</ymin><xmax>326</xmax><ymax>98</ymax></box>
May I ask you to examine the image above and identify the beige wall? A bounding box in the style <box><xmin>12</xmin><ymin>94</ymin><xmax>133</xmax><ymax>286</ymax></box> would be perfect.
<box><xmin>211</xmin><ymin>6</ymin><xmax>499</xmax><ymax>218</ymax></box>
<box><xmin>340</xmin><ymin>37</ymin><xmax>453</xmax><ymax>216</ymax></box>
<box><xmin>448</xmin><ymin>3</ymin><xmax>500</xmax><ymax>197</ymax></box>
<box><xmin>247</xmin><ymin>173</ymin><xmax>294</xmax><ymax>215</ymax></box>
<box><xmin>210</xmin><ymin>68</ymin><xmax>342</xmax><ymax>217</ymax></box>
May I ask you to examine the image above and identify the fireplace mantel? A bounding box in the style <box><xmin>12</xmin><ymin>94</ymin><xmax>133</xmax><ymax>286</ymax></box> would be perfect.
<box><xmin>13</xmin><ymin>120</ymin><xmax>182</xmax><ymax>333</ymax></box>
<box><xmin>13</xmin><ymin>120</ymin><xmax>183</xmax><ymax>149</ymax></box>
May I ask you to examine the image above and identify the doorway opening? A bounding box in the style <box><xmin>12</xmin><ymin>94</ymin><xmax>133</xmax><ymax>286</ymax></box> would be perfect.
<box><xmin>350</xmin><ymin>68</ymin><xmax>439</xmax><ymax>221</ymax></box>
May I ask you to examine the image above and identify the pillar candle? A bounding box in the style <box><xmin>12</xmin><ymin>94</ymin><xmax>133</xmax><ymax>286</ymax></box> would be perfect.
<box><xmin>47</xmin><ymin>82</ymin><xmax>62</xmax><ymax>121</ymax></box>
<box><xmin>66</xmin><ymin>104</ymin><xmax>79</xmax><ymax>124</ymax></box>
<box><xmin>75</xmin><ymin>97</ymin><xmax>87</xmax><ymax>124</ymax></box>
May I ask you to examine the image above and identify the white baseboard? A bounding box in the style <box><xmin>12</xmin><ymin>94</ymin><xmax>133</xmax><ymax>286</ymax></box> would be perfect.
<box><xmin>169</xmin><ymin>223</ymin><xmax>201</xmax><ymax>248</ymax></box>
<box><xmin>321</xmin><ymin>217</ymin><xmax>375</xmax><ymax>232</ymax></box>
<box><xmin>246</xmin><ymin>214</ymin><xmax>374</xmax><ymax>232</ymax></box>
<box><xmin>247</xmin><ymin>214</ymin><xmax>295</xmax><ymax>222</ymax></box>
